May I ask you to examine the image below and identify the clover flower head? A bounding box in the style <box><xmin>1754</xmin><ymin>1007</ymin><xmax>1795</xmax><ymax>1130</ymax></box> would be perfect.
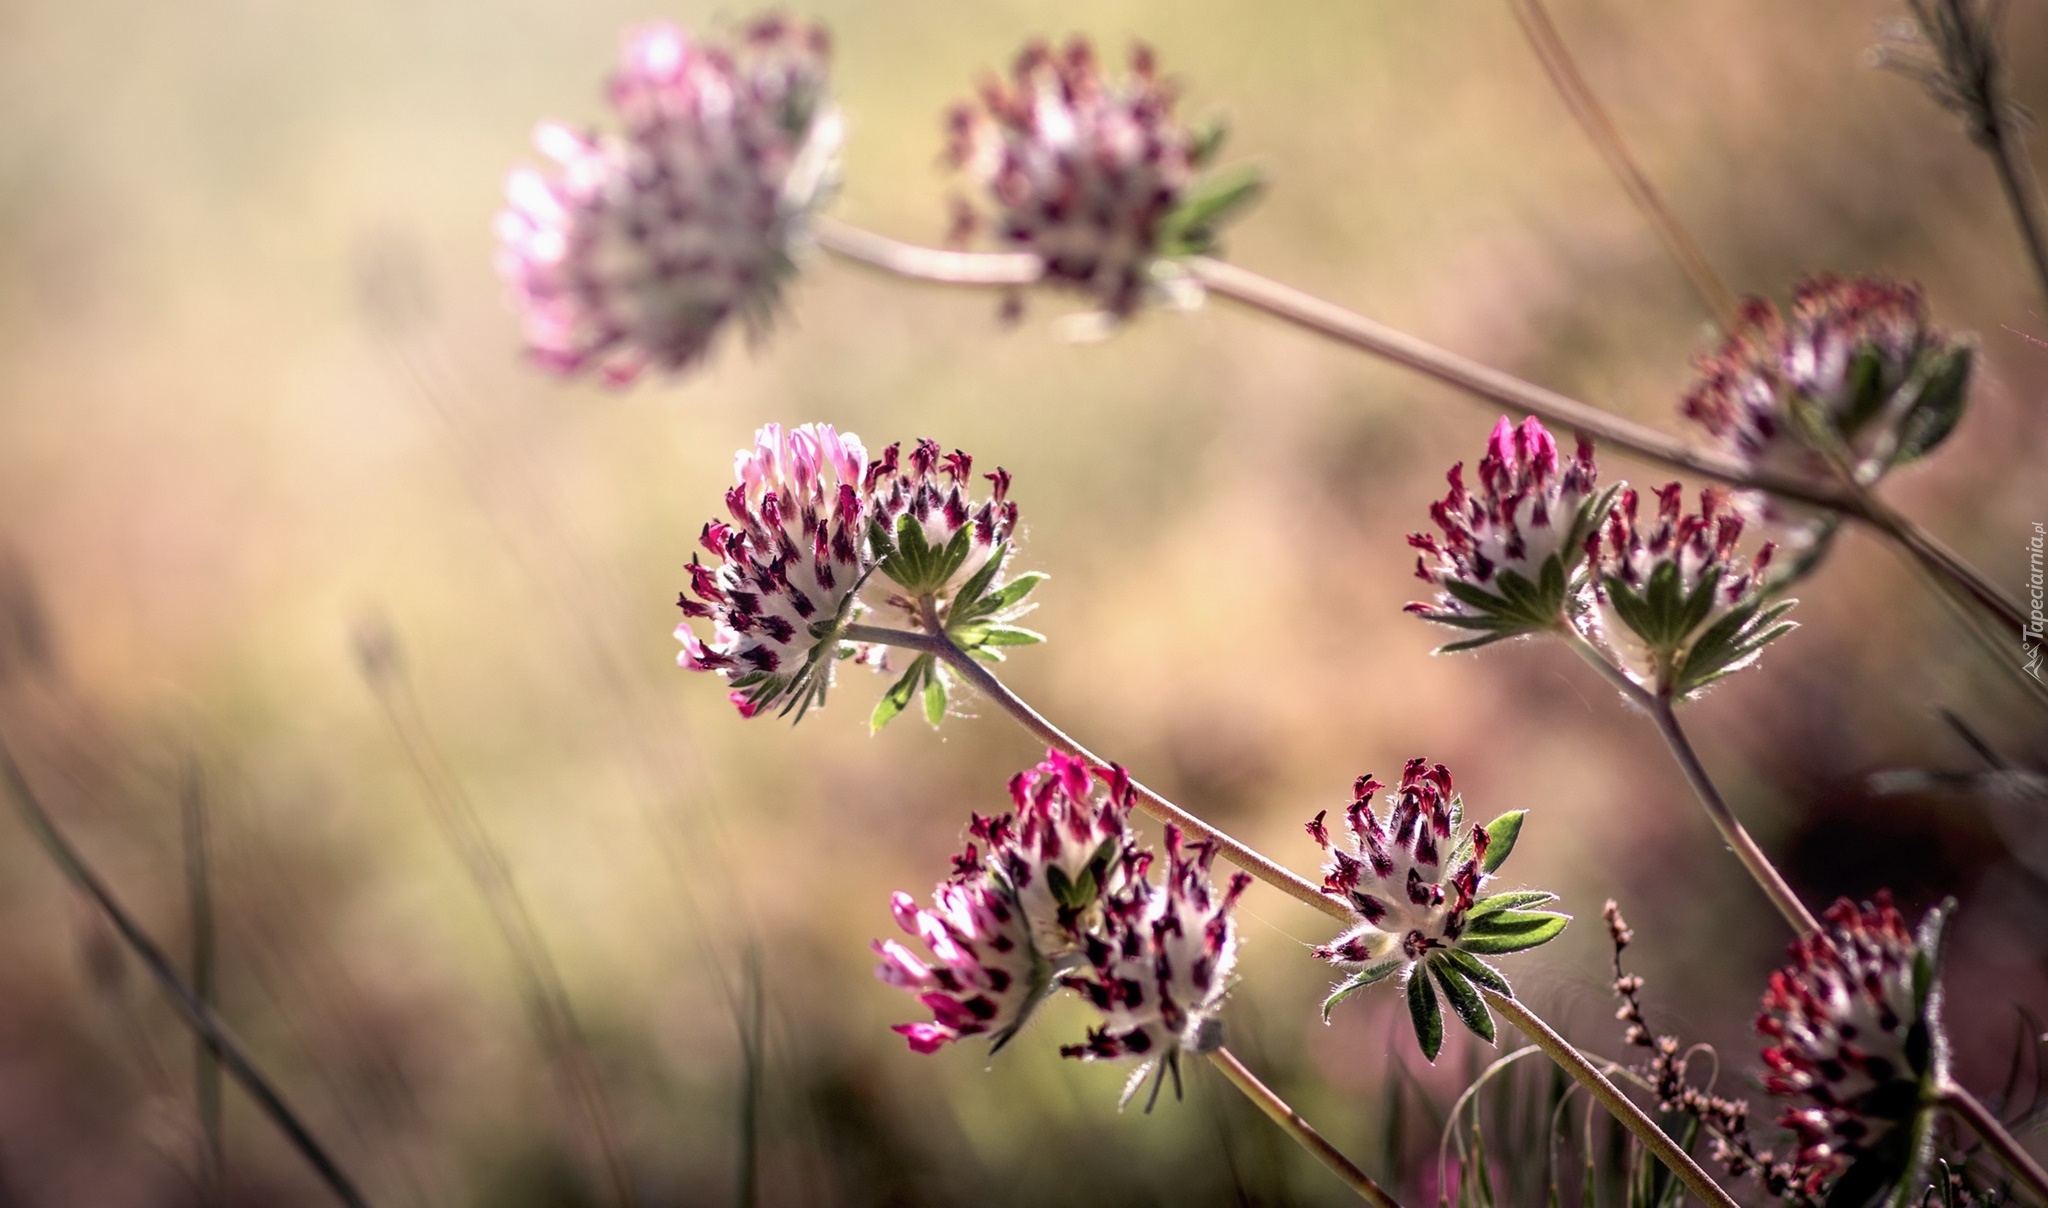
<box><xmin>675</xmin><ymin>422</ymin><xmax>871</xmax><ymax>718</ymax></box>
<box><xmin>973</xmin><ymin>750</ymin><xmax>1141</xmax><ymax>957</ymax></box>
<box><xmin>1306</xmin><ymin>758</ymin><xmax>1562</xmax><ymax>1060</ymax></box>
<box><xmin>1406</xmin><ymin>416</ymin><xmax>1610</xmax><ymax>650</ymax></box>
<box><xmin>867</xmin><ymin>438</ymin><xmax>1019</xmax><ymax>600</ymax></box>
<box><xmin>946</xmin><ymin>37</ymin><xmax>1256</xmax><ymax>322</ymax></box>
<box><xmin>1060</xmin><ymin>826</ymin><xmax>1250</xmax><ymax>1109</ymax></box>
<box><xmin>496</xmin><ymin>15</ymin><xmax>841</xmax><ymax>385</ymax></box>
<box><xmin>1588</xmin><ymin>483</ymin><xmax>1796</xmax><ymax>699</ymax></box>
<box><xmin>875</xmin><ymin>874</ymin><xmax>1044</xmax><ymax>1054</ymax></box>
<box><xmin>1756</xmin><ymin>893</ymin><xmax>1949</xmax><ymax>1197</ymax></box>
<box><xmin>1681</xmin><ymin>275</ymin><xmax>1972</xmax><ymax>501</ymax></box>
<box><xmin>863</xmin><ymin>439</ymin><xmax>1047</xmax><ymax>732</ymax></box>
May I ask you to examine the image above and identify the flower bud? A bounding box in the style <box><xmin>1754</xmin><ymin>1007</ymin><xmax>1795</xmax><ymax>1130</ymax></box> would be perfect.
<box><xmin>496</xmin><ymin>16</ymin><xmax>840</xmax><ymax>385</ymax></box>
<box><xmin>875</xmin><ymin>876</ymin><xmax>1044</xmax><ymax>1054</ymax></box>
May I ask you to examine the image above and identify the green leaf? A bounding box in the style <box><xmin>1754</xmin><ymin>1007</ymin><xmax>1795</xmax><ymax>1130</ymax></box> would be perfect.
<box><xmin>869</xmin><ymin>655</ymin><xmax>929</xmax><ymax>733</ymax></box>
<box><xmin>921</xmin><ymin>668</ymin><xmax>947</xmax><ymax>727</ymax></box>
<box><xmin>1894</xmin><ymin>343</ymin><xmax>1972</xmax><ymax>464</ymax></box>
<box><xmin>1438</xmin><ymin>948</ymin><xmax>1512</xmax><ymax>995</ymax></box>
<box><xmin>1157</xmin><ymin>165</ymin><xmax>1265</xmax><ymax>256</ymax></box>
<box><xmin>1479</xmin><ymin>811</ymin><xmax>1525</xmax><ymax>873</ymax></box>
<box><xmin>1321</xmin><ymin>959</ymin><xmax>1404</xmax><ymax>1022</ymax></box>
<box><xmin>979</xmin><ymin>625</ymin><xmax>1044</xmax><ymax>646</ymax></box>
<box><xmin>885</xmin><ymin>512</ymin><xmax>932</xmax><ymax>589</ymax></box>
<box><xmin>955</xmin><ymin>570</ymin><xmax>1048</xmax><ymax>623</ymax></box>
<box><xmin>1429</xmin><ymin>957</ymin><xmax>1495</xmax><ymax>1044</ymax></box>
<box><xmin>1457</xmin><ymin>910</ymin><xmax>1570</xmax><ymax>955</ymax></box>
<box><xmin>1187</xmin><ymin>115</ymin><xmax>1228</xmax><ymax>168</ymax></box>
<box><xmin>931</xmin><ymin>524</ymin><xmax>975</xmax><ymax>590</ymax></box>
<box><xmin>1406</xmin><ymin>967</ymin><xmax>1443</xmax><ymax>1062</ymax></box>
<box><xmin>1466</xmin><ymin>890</ymin><xmax>1556</xmax><ymax>920</ymax></box>
<box><xmin>949</xmin><ymin>542</ymin><xmax>1009</xmax><ymax>615</ymax></box>
<box><xmin>1442</xmin><ymin>578</ymin><xmax>1514</xmax><ymax>616</ymax></box>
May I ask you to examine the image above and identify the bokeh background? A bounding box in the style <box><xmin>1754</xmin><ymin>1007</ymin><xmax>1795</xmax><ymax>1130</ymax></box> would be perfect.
<box><xmin>2</xmin><ymin>0</ymin><xmax>2046</xmax><ymax>1203</ymax></box>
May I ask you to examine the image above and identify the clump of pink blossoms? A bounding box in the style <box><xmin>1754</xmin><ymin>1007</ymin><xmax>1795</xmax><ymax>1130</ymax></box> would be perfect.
<box><xmin>1406</xmin><ymin>415</ymin><xmax>1610</xmax><ymax>651</ymax></box>
<box><xmin>496</xmin><ymin>16</ymin><xmax>840</xmax><ymax>385</ymax></box>
<box><xmin>1755</xmin><ymin>892</ymin><xmax>1949</xmax><ymax>1200</ymax></box>
<box><xmin>675</xmin><ymin>423</ymin><xmax>871</xmax><ymax>718</ymax></box>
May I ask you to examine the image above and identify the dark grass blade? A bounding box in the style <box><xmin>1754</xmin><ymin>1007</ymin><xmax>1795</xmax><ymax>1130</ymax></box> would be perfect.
<box><xmin>183</xmin><ymin>758</ymin><xmax>226</xmax><ymax>1206</ymax></box>
<box><xmin>734</xmin><ymin>947</ymin><xmax>763</xmax><ymax>1208</ymax></box>
<box><xmin>0</xmin><ymin>737</ymin><xmax>371</xmax><ymax>1208</ymax></box>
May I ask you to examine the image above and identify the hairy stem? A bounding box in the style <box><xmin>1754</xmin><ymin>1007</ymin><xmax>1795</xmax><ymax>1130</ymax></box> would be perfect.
<box><xmin>846</xmin><ymin>616</ymin><xmax>1341</xmax><ymax>919</ymax></box>
<box><xmin>1940</xmin><ymin>1080</ymin><xmax>2048</xmax><ymax>1203</ymax></box>
<box><xmin>1648</xmin><ymin>696</ymin><xmax>1820</xmax><ymax>937</ymax></box>
<box><xmin>1206</xmin><ymin>1045</ymin><xmax>1403</xmax><ymax>1206</ymax></box>
<box><xmin>1505</xmin><ymin>0</ymin><xmax>1739</xmax><ymax>327</ymax></box>
<box><xmin>1559</xmin><ymin>631</ymin><xmax>1819</xmax><ymax>936</ymax></box>
<box><xmin>811</xmin><ymin>220</ymin><xmax>2027</xmax><ymax>650</ymax></box>
<box><xmin>0</xmin><ymin>738</ymin><xmax>372</xmax><ymax>1208</ymax></box>
<box><xmin>1482</xmin><ymin>990</ymin><xmax>1741</xmax><ymax>1208</ymax></box>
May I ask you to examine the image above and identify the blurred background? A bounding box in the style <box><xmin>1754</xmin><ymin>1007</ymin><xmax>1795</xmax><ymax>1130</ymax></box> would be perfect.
<box><xmin>1</xmin><ymin>0</ymin><xmax>2045</xmax><ymax>1203</ymax></box>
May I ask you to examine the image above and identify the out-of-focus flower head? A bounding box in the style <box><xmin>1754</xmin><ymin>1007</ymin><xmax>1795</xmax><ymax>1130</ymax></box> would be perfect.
<box><xmin>1681</xmin><ymin>275</ymin><xmax>1972</xmax><ymax>516</ymax></box>
<box><xmin>1587</xmin><ymin>483</ymin><xmax>1796</xmax><ymax>700</ymax></box>
<box><xmin>974</xmin><ymin>751</ymin><xmax>1142</xmax><ymax>957</ymax></box>
<box><xmin>1406</xmin><ymin>416</ymin><xmax>1612</xmax><ymax>651</ymax></box>
<box><xmin>874</xmin><ymin>875</ymin><xmax>1044</xmax><ymax>1054</ymax></box>
<box><xmin>675</xmin><ymin>422</ymin><xmax>871</xmax><ymax>718</ymax></box>
<box><xmin>1306</xmin><ymin>758</ymin><xmax>1563</xmax><ymax>1061</ymax></box>
<box><xmin>1756</xmin><ymin>893</ymin><xmax>1950</xmax><ymax>1201</ymax></box>
<box><xmin>945</xmin><ymin>37</ymin><xmax>1261</xmax><ymax>324</ymax></box>
<box><xmin>496</xmin><ymin>15</ymin><xmax>841</xmax><ymax>385</ymax></box>
<box><xmin>1060</xmin><ymin>826</ymin><xmax>1251</xmax><ymax>1109</ymax></box>
<box><xmin>863</xmin><ymin>439</ymin><xmax>1046</xmax><ymax>731</ymax></box>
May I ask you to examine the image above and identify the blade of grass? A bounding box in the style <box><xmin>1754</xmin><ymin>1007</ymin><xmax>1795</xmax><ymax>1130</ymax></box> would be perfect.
<box><xmin>183</xmin><ymin>757</ymin><xmax>225</xmax><ymax>1206</ymax></box>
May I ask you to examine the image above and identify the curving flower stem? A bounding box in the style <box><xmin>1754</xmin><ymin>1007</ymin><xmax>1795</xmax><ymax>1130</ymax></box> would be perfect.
<box><xmin>845</xmin><ymin>617</ymin><xmax>1336</xmax><ymax>916</ymax></box>
<box><xmin>845</xmin><ymin>620</ymin><xmax>1741</xmax><ymax>1205</ymax></box>
<box><xmin>1206</xmin><ymin>1045</ymin><xmax>1404</xmax><ymax>1206</ymax></box>
<box><xmin>1559</xmin><ymin>629</ymin><xmax>1820</xmax><ymax>937</ymax></box>
<box><xmin>1939</xmin><ymin>1079</ymin><xmax>2048</xmax><ymax>1203</ymax></box>
<box><xmin>1985</xmin><ymin>121</ymin><xmax>2048</xmax><ymax>309</ymax></box>
<box><xmin>0</xmin><ymin>737</ymin><xmax>373</xmax><ymax>1208</ymax></box>
<box><xmin>810</xmin><ymin>217</ymin><xmax>2024</xmax><ymax>637</ymax></box>
<box><xmin>1483</xmin><ymin>989</ymin><xmax>1742</xmax><ymax>1208</ymax></box>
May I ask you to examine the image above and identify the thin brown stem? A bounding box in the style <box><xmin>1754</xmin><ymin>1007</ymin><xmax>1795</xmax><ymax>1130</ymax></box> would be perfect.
<box><xmin>0</xmin><ymin>738</ymin><xmax>372</xmax><ymax>1208</ymax></box>
<box><xmin>811</xmin><ymin>220</ymin><xmax>2027</xmax><ymax>647</ymax></box>
<box><xmin>1505</xmin><ymin>0</ymin><xmax>1740</xmax><ymax>328</ymax></box>
<box><xmin>1647</xmin><ymin>696</ymin><xmax>1820</xmax><ymax>937</ymax></box>
<box><xmin>853</xmin><ymin>612</ymin><xmax>1342</xmax><ymax>920</ymax></box>
<box><xmin>1483</xmin><ymin>990</ymin><xmax>1741</xmax><ymax>1208</ymax></box>
<box><xmin>1941</xmin><ymin>1080</ymin><xmax>2048</xmax><ymax>1202</ymax></box>
<box><xmin>1205</xmin><ymin>1046</ymin><xmax>1402</xmax><ymax>1206</ymax></box>
<box><xmin>1987</xmin><ymin>124</ymin><xmax>2048</xmax><ymax>307</ymax></box>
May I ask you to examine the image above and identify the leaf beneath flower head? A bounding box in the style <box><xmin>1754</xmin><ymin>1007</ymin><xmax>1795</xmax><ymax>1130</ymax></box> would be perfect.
<box><xmin>1437</xmin><ymin>948</ymin><xmax>1512</xmax><ymax>995</ymax></box>
<box><xmin>1479</xmin><ymin>811</ymin><xmax>1524</xmax><ymax>873</ymax></box>
<box><xmin>1456</xmin><ymin>909</ymin><xmax>1569</xmax><ymax>955</ymax></box>
<box><xmin>870</xmin><ymin>654</ymin><xmax>931</xmax><ymax>732</ymax></box>
<box><xmin>1406</xmin><ymin>967</ymin><xmax>1443</xmax><ymax>1062</ymax></box>
<box><xmin>921</xmin><ymin>669</ymin><xmax>947</xmax><ymax>727</ymax></box>
<box><xmin>1465</xmin><ymin>890</ymin><xmax>1555</xmax><ymax>920</ymax></box>
<box><xmin>1320</xmin><ymin>958</ymin><xmax>1404</xmax><ymax>1023</ymax></box>
<box><xmin>955</xmin><ymin>571</ymin><xmax>1048</xmax><ymax>625</ymax></box>
<box><xmin>1428</xmin><ymin>956</ymin><xmax>1495</xmax><ymax>1045</ymax></box>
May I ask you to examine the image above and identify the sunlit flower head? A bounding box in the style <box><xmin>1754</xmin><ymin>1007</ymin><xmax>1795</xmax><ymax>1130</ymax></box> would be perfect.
<box><xmin>675</xmin><ymin>422</ymin><xmax>871</xmax><ymax>717</ymax></box>
<box><xmin>1756</xmin><ymin>893</ymin><xmax>1948</xmax><ymax>1198</ymax></box>
<box><xmin>1406</xmin><ymin>416</ymin><xmax>1609</xmax><ymax>650</ymax></box>
<box><xmin>874</xmin><ymin>875</ymin><xmax>1043</xmax><ymax>1054</ymax></box>
<box><xmin>496</xmin><ymin>16</ymin><xmax>840</xmax><ymax>385</ymax></box>
<box><xmin>1306</xmin><ymin>758</ymin><xmax>1562</xmax><ymax>1060</ymax></box>
<box><xmin>1587</xmin><ymin>483</ymin><xmax>1795</xmax><ymax>699</ymax></box>
<box><xmin>1681</xmin><ymin>275</ymin><xmax>1972</xmax><ymax>516</ymax></box>
<box><xmin>1060</xmin><ymin>827</ymin><xmax>1250</xmax><ymax>1109</ymax></box>
<box><xmin>975</xmin><ymin>751</ymin><xmax>1141</xmax><ymax>957</ymax></box>
<box><xmin>945</xmin><ymin>37</ymin><xmax>1254</xmax><ymax>321</ymax></box>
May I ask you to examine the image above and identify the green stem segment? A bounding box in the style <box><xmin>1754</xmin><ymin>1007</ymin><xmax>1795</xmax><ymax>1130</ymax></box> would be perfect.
<box><xmin>1941</xmin><ymin>1080</ymin><xmax>2048</xmax><ymax>1203</ymax></box>
<box><xmin>1483</xmin><ymin>990</ymin><xmax>1742</xmax><ymax>1208</ymax></box>
<box><xmin>0</xmin><ymin>739</ymin><xmax>373</xmax><ymax>1208</ymax></box>
<box><xmin>844</xmin><ymin>620</ymin><xmax>1741</xmax><ymax>1206</ymax></box>
<box><xmin>1206</xmin><ymin>1045</ymin><xmax>1404</xmax><ymax>1207</ymax></box>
